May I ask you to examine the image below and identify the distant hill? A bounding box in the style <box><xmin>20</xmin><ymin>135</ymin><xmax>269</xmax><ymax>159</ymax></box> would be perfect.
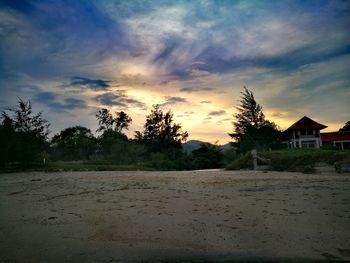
<box><xmin>182</xmin><ymin>140</ymin><xmax>234</xmax><ymax>153</ymax></box>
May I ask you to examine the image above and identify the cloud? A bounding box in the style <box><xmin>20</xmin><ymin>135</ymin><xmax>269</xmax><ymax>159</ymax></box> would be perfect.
<box><xmin>33</xmin><ymin>91</ymin><xmax>56</xmax><ymax>102</ymax></box>
<box><xmin>216</xmin><ymin>118</ymin><xmax>231</xmax><ymax>125</ymax></box>
<box><xmin>95</xmin><ymin>90</ymin><xmax>146</xmax><ymax>109</ymax></box>
<box><xmin>180</xmin><ymin>87</ymin><xmax>215</xmax><ymax>93</ymax></box>
<box><xmin>159</xmin><ymin>96</ymin><xmax>187</xmax><ymax>106</ymax></box>
<box><xmin>1</xmin><ymin>1</ymin><xmax>349</xmax><ymax>142</ymax></box>
<box><xmin>32</xmin><ymin>90</ymin><xmax>87</xmax><ymax>112</ymax></box>
<box><xmin>62</xmin><ymin>77</ymin><xmax>110</xmax><ymax>90</ymax></box>
<box><xmin>57</xmin><ymin>98</ymin><xmax>86</xmax><ymax>110</ymax></box>
<box><xmin>208</xmin><ymin>110</ymin><xmax>227</xmax><ymax>116</ymax></box>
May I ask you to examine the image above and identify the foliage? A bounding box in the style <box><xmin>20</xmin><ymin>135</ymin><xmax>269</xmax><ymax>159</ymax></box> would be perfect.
<box><xmin>230</xmin><ymin>87</ymin><xmax>266</xmax><ymax>140</ymax></box>
<box><xmin>107</xmin><ymin>141</ymin><xmax>146</xmax><ymax>165</ymax></box>
<box><xmin>50</xmin><ymin>126</ymin><xmax>96</xmax><ymax>161</ymax></box>
<box><xmin>226</xmin><ymin>148</ymin><xmax>350</xmax><ymax>173</ymax></box>
<box><xmin>96</xmin><ymin>108</ymin><xmax>114</xmax><ymax>132</ymax></box>
<box><xmin>226</xmin><ymin>152</ymin><xmax>252</xmax><ymax>170</ymax></box>
<box><xmin>135</xmin><ymin>104</ymin><xmax>188</xmax><ymax>156</ymax></box>
<box><xmin>143</xmin><ymin>156</ymin><xmax>195</xmax><ymax>170</ymax></box>
<box><xmin>237</xmin><ymin>123</ymin><xmax>283</xmax><ymax>153</ymax></box>
<box><xmin>97</xmin><ymin>129</ymin><xmax>128</xmax><ymax>156</ymax></box>
<box><xmin>339</xmin><ymin>121</ymin><xmax>350</xmax><ymax>132</ymax></box>
<box><xmin>115</xmin><ymin>111</ymin><xmax>132</xmax><ymax>133</ymax></box>
<box><xmin>222</xmin><ymin>147</ymin><xmax>237</xmax><ymax>165</ymax></box>
<box><xmin>0</xmin><ymin>98</ymin><xmax>50</xmax><ymax>168</ymax></box>
<box><xmin>96</xmin><ymin>108</ymin><xmax>132</xmax><ymax>133</ymax></box>
<box><xmin>229</xmin><ymin>87</ymin><xmax>282</xmax><ymax>153</ymax></box>
<box><xmin>191</xmin><ymin>143</ymin><xmax>224</xmax><ymax>169</ymax></box>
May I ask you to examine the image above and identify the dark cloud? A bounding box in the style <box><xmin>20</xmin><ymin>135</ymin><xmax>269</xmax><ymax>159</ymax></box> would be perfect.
<box><xmin>0</xmin><ymin>1</ymin><xmax>134</xmax><ymax>79</ymax></box>
<box><xmin>180</xmin><ymin>87</ymin><xmax>215</xmax><ymax>93</ymax></box>
<box><xmin>32</xmin><ymin>90</ymin><xmax>86</xmax><ymax>112</ymax></box>
<box><xmin>159</xmin><ymin>96</ymin><xmax>187</xmax><ymax>106</ymax></box>
<box><xmin>95</xmin><ymin>91</ymin><xmax>146</xmax><ymax>109</ymax></box>
<box><xmin>208</xmin><ymin>110</ymin><xmax>226</xmax><ymax>116</ymax></box>
<box><xmin>1</xmin><ymin>1</ymin><xmax>349</xmax><ymax>139</ymax></box>
<box><xmin>58</xmin><ymin>98</ymin><xmax>86</xmax><ymax>110</ymax></box>
<box><xmin>62</xmin><ymin>77</ymin><xmax>110</xmax><ymax>90</ymax></box>
<box><xmin>33</xmin><ymin>91</ymin><xmax>56</xmax><ymax>102</ymax></box>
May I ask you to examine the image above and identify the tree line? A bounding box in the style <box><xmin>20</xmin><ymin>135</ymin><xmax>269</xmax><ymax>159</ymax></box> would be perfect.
<box><xmin>1</xmin><ymin>87</ymin><xmax>348</xmax><ymax>171</ymax></box>
<box><xmin>0</xmin><ymin>99</ymin><xmax>224</xmax><ymax>170</ymax></box>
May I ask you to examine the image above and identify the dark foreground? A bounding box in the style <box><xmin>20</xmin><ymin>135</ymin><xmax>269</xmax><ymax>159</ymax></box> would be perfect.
<box><xmin>0</xmin><ymin>170</ymin><xmax>350</xmax><ymax>262</ymax></box>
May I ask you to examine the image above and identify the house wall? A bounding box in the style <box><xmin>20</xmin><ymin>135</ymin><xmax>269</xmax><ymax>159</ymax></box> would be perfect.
<box><xmin>288</xmin><ymin>129</ymin><xmax>322</xmax><ymax>149</ymax></box>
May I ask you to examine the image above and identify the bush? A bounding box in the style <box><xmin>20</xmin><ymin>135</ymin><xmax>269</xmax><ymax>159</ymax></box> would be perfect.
<box><xmin>225</xmin><ymin>149</ymin><xmax>350</xmax><ymax>173</ymax></box>
<box><xmin>143</xmin><ymin>156</ymin><xmax>195</xmax><ymax>170</ymax></box>
<box><xmin>107</xmin><ymin>141</ymin><xmax>146</xmax><ymax>165</ymax></box>
<box><xmin>191</xmin><ymin>143</ymin><xmax>223</xmax><ymax>169</ymax></box>
<box><xmin>261</xmin><ymin>149</ymin><xmax>350</xmax><ymax>173</ymax></box>
<box><xmin>226</xmin><ymin>152</ymin><xmax>252</xmax><ymax>170</ymax></box>
<box><xmin>222</xmin><ymin>148</ymin><xmax>237</xmax><ymax>165</ymax></box>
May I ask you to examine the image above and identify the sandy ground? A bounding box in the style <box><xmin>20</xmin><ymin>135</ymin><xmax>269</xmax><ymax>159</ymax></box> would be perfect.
<box><xmin>0</xmin><ymin>170</ymin><xmax>350</xmax><ymax>262</ymax></box>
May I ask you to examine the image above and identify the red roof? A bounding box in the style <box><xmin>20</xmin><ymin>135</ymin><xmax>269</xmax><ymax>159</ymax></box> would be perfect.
<box><xmin>321</xmin><ymin>131</ymin><xmax>350</xmax><ymax>142</ymax></box>
<box><xmin>286</xmin><ymin>116</ymin><xmax>327</xmax><ymax>131</ymax></box>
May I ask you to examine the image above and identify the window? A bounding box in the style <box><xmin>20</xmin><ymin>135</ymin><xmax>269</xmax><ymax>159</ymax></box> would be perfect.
<box><xmin>301</xmin><ymin>141</ymin><xmax>316</xmax><ymax>148</ymax></box>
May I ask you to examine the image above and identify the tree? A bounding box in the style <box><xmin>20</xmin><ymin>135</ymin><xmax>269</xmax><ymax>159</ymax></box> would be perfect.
<box><xmin>237</xmin><ymin>122</ymin><xmax>282</xmax><ymax>153</ymax></box>
<box><xmin>97</xmin><ymin>128</ymin><xmax>128</xmax><ymax>157</ymax></box>
<box><xmin>135</xmin><ymin>105</ymin><xmax>188</xmax><ymax>155</ymax></box>
<box><xmin>96</xmin><ymin>108</ymin><xmax>114</xmax><ymax>132</ymax></box>
<box><xmin>339</xmin><ymin>121</ymin><xmax>350</xmax><ymax>132</ymax></box>
<box><xmin>96</xmin><ymin>108</ymin><xmax>132</xmax><ymax>133</ymax></box>
<box><xmin>230</xmin><ymin>87</ymin><xmax>265</xmax><ymax>141</ymax></box>
<box><xmin>115</xmin><ymin>111</ymin><xmax>132</xmax><ymax>133</ymax></box>
<box><xmin>135</xmin><ymin>105</ymin><xmax>188</xmax><ymax>144</ymax></box>
<box><xmin>0</xmin><ymin>98</ymin><xmax>50</xmax><ymax>167</ymax></box>
<box><xmin>191</xmin><ymin>143</ymin><xmax>223</xmax><ymax>169</ymax></box>
<box><xmin>229</xmin><ymin>87</ymin><xmax>281</xmax><ymax>152</ymax></box>
<box><xmin>50</xmin><ymin>126</ymin><xmax>96</xmax><ymax>161</ymax></box>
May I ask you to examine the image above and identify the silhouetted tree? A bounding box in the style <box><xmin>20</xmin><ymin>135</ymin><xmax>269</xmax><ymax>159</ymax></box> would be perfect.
<box><xmin>96</xmin><ymin>108</ymin><xmax>114</xmax><ymax>132</ymax></box>
<box><xmin>0</xmin><ymin>98</ymin><xmax>50</xmax><ymax>168</ymax></box>
<box><xmin>229</xmin><ymin>87</ymin><xmax>265</xmax><ymax>141</ymax></box>
<box><xmin>237</xmin><ymin>122</ymin><xmax>282</xmax><ymax>153</ymax></box>
<box><xmin>135</xmin><ymin>105</ymin><xmax>188</xmax><ymax>143</ymax></box>
<box><xmin>96</xmin><ymin>108</ymin><xmax>132</xmax><ymax>133</ymax></box>
<box><xmin>50</xmin><ymin>126</ymin><xmax>96</xmax><ymax>160</ymax></box>
<box><xmin>115</xmin><ymin>111</ymin><xmax>132</xmax><ymax>133</ymax></box>
<box><xmin>97</xmin><ymin>128</ymin><xmax>128</xmax><ymax>156</ymax></box>
<box><xmin>135</xmin><ymin>105</ymin><xmax>188</xmax><ymax>156</ymax></box>
<box><xmin>339</xmin><ymin>121</ymin><xmax>350</xmax><ymax>132</ymax></box>
<box><xmin>229</xmin><ymin>87</ymin><xmax>281</xmax><ymax>152</ymax></box>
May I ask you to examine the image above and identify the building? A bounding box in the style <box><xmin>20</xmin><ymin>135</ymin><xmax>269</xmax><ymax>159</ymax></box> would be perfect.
<box><xmin>321</xmin><ymin>131</ymin><xmax>350</xmax><ymax>150</ymax></box>
<box><xmin>283</xmin><ymin>116</ymin><xmax>327</xmax><ymax>149</ymax></box>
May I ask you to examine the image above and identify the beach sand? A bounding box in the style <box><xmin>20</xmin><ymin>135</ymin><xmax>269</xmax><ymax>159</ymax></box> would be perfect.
<box><xmin>1</xmin><ymin>170</ymin><xmax>350</xmax><ymax>262</ymax></box>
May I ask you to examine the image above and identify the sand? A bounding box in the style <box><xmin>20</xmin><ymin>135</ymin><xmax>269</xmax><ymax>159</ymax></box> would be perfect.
<box><xmin>0</xmin><ymin>170</ymin><xmax>350</xmax><ymax>262</ymax></box>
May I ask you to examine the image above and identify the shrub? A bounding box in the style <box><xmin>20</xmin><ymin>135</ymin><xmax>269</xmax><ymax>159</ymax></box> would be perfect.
<box><xmin>261</xmin><ymin>149</ymin><xmax>350</xmax><ymax>173</ymax></box>
<box><xmin>226</xmin><ymin>152</ymin><xmax>252</xmax><ymax>170</ymax></box>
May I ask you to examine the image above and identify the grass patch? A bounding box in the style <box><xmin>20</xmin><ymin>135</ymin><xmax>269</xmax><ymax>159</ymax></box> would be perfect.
<box><xmin>43</xmin><ymin>161</ymin><xmax>148</xmax><ymax>172</ymax></box>
<box><xmin>226</xmin><ymin>149</ymin><xmax>350</xmax><ymax>173</ymax></box>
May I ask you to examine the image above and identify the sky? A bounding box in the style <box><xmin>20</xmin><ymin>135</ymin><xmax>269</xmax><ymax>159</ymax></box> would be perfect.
<box><xmin>1</xmin><ymin>0</ymin><xmax>349</xmax><ymax>144</ymax></box>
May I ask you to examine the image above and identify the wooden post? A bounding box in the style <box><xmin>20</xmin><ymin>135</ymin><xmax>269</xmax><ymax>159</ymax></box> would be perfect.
<box><xmin>251</xmin><ymin>149</ymin><xmax>257</xmax><ymax>170</ymax></box>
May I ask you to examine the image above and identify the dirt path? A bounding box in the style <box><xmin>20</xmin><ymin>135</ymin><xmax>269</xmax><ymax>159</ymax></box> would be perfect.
<box><xmin>1</xmin><ymin>170</ymin><xmax>350</xmax><ymax>262</ymax></box>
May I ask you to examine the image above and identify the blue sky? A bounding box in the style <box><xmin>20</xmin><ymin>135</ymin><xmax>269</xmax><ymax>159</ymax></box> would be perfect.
<box><xmin>1</xmin><ymin>0</ymin><xmax>349</xmax><ymax>143</ymax></box>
